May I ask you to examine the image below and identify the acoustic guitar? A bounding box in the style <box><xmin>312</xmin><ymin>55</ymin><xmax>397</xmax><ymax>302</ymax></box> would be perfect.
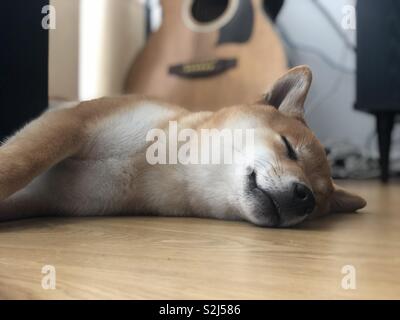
<box><xmin>125</xmin><ymin>0</ymin><xmax>287</xmax><ymax>111</ymax></box>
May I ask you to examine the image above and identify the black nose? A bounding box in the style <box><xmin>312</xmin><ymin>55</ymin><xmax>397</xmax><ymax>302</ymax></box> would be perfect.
<box><xmin>292</xmin><ymin>183</ymin><xmax>315</xmax><ymax>216</ymax></box>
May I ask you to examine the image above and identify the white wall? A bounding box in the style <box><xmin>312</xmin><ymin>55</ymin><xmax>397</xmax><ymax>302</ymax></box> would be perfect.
<box><xmin>277</xmin><ymin>0</ymin><xmax>376</xmax><ymax>154</ymax></box>
<box><xmin>79</xmin><ymin>0</ymin><xmax>146</xmax><ymax>100</ymax></box>
<box><xmin>49</xmin><ymin>0</ymin><xmax>146</xmax><ymax>101</ymax></box>
<box><xmin>49</xmin><ymin>0</ymin><xmax>80</xmax><ymax>100</ymax></box>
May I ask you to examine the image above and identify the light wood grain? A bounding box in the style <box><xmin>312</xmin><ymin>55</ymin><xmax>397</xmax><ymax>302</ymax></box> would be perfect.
<box><xmin>0</xmin><ymin>180</ymin><xmax>399</xmax><ymax>299</ymax></box>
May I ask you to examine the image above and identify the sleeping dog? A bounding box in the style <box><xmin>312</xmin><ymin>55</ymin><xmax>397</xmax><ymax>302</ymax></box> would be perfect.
<box><xmin>0</xmin><ymin>66</ymin><xmax>366</xmax><ymax>227</ymax></box>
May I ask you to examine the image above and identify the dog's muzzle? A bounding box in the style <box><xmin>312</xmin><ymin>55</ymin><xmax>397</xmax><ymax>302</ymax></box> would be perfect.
<box><xmin>248</xmin><ymin>172</ymin><xmax>316</xmax><ymax>227</ymax></box>
<box><xmin>268</xmin><ymin>183</ymin><xmax>315</xmax><ymax>226</ymax></box>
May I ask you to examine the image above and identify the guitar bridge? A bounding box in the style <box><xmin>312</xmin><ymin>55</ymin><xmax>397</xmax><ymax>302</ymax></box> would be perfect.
<box><xmin>169</xmin><ymin>58</ymin><xmax>237</xmax><ymax>79</ymax></box>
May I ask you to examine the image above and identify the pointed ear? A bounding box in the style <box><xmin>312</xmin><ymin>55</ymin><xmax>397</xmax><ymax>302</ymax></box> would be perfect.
<box><xmin>329</xmin><ymin>184</ymin><xmax>367</xmax><ymax>213</ymax></box>
<box><xmin>263</xmin><ymin>65</ymin><xmax>312</xmax><ymax>119</ymax></box>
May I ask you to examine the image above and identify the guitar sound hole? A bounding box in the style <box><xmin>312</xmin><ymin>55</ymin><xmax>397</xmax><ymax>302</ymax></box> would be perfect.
<box><xmin>191</xmin><ymin>0</ymin><xmax>229</xmax><ymax>23</ymax></box>
<box><xmin>263</xmin><ymin>0</ymin><xmax>284</xmax><ymax>22</ymax></box>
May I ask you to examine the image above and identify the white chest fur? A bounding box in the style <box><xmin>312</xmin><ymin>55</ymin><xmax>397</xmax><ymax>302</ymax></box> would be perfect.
<box><xmin>25</xmin><ymin>102</ymin><xmax>181</xmax><ymax>216</ymax></box>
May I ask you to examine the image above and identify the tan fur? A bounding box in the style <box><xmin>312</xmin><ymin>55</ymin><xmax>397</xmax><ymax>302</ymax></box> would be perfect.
<box><xmin>0</xmin><ymin>66</ymin><xmax>366</xmax><ymax>227</ymax></box>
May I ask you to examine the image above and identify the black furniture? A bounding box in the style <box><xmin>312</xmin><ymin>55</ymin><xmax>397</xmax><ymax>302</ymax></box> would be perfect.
<box><xmin>355</xmin><ymin>0</ymin><xmax>400</xmax><ymax>182</ymax></box>
<box><xmin>0</xmin><ymin>0</ymin><xmax>49</xmax><ymax>140</ymax></box>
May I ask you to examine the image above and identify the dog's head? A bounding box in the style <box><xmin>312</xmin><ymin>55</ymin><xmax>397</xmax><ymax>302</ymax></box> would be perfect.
<box><xmin>211</xmin><ymin>66</ymin><xmax>366</xmax><ymax>227</ymax></box>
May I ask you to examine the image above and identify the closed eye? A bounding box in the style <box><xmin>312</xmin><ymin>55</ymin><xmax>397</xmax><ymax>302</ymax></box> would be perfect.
<box><xmin>281</xmin><ymin>136</ymin><xmax>298</xmax><ymax>161</ymax></box>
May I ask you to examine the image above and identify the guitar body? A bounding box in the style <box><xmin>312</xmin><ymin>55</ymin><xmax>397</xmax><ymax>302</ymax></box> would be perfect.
<box><xmin>126</xmin><ymin>0</ymin><xmax>287</xmax><ymax>111</ymax></box>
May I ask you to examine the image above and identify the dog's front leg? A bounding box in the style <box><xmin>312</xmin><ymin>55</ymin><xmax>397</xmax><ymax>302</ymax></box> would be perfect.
<box><xmin>0</xmin><ymin>108</ymin><xmax>85</xmax><ymax>201</ymax></box>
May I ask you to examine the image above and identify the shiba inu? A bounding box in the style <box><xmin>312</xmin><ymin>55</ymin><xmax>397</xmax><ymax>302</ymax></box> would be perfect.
<box><xmin>0</xmin><ymin>66</ymin><xmax>366</xmax><ymax>227</ymax></box>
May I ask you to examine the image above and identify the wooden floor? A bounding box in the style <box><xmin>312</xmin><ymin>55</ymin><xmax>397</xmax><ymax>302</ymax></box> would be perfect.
<box><xmin>0</xmin><ymin>180</ymin><xmax>399</xmax><ymax>299</ymax></box>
